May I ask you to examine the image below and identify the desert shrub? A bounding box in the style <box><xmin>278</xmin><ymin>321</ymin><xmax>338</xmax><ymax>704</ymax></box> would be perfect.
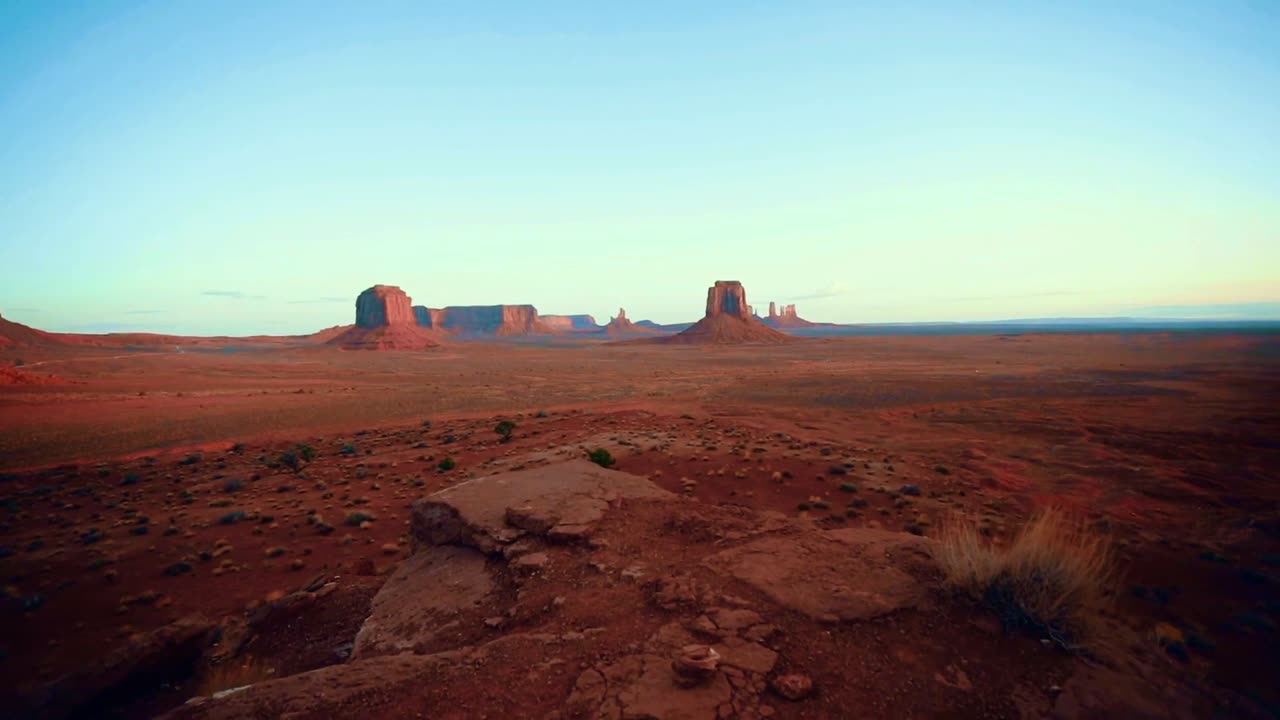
<box><xmin>933</xmin><ymin>508</ymin><xmax>1115</xmax><ymax>649</ymax></box>
<box><xmin>179</xmin><ymin>453</ymin><xmax>202</xmax><ymax>466</ymax></box>
<box><xmin>437</xmin><ymin>457</ymin><xmax>456</xmax><ymax>472</ymax></box>
<box><xmin>495</xmin><ymin>420</ymin><xmax>516</xmax><ymax>443</ymax></box>
<box><xmin>340</xmin><ymin>443</ymin><xmax>358</xmax><ymax>456</ymax></box>
<box><xmin>195</xmin><ymin>657</ymin><xmax>276</xmax><ymax>698</ymax></box>
<box><xmin>345</xmin><ymin>511</ymin><xmax>377</xmax><ymax>526</ymax></box>
<box><xmin>587</xmin><ymin>449</ymin><xmax>615</xmax><ymax>468</ymax></box>
<box><xmin>279</xmin><ymin>444</ymin><xmax>315</xmax><ymax>473</ymax></box>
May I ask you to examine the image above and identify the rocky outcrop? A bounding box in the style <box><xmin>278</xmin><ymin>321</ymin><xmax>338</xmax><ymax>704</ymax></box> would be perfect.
<box><xmin>329</xmin><ymin>285</ymin><xmax>441</xmax><ymax>350</ymax></box>
<box><xmin>413</xmin><ymin>304</ymin><xmax>554</xmax><ymax>337</ymax></box>
<box><xmin>601</xmin><ymin>308</ymin><xmax>661</xmax><ymax>337</ymax></box>
<box><xmin>763</xmin><ymin>302</ymin><xmax>817</xmax><ymax>329</ymax></box>
<box><xmin>37</xmin><ymin>614</ymin><xmax>216</xmax><ymax>720</ymax></box>
<box><xmin>352</xmin><ymin>546</ymin><xmax>495</xmax><ymax>659</ymax></box>
<box><xmin>633</xmin><ymin>281</ymin><xmax>793</xmax><ymax>345</ymax></box>
<box><xmin>410</xmin><ymin>459</ymin><xmax>674</xmax><ymax>553</ymax></box>
<box><xmin>540</xmin><ymin>314</ymin><xmax>600</xmax><ymax>332</ymax></box>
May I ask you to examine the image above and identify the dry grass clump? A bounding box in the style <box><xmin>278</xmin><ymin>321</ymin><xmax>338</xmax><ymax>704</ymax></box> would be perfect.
<box><xmin>934</xmin><ymin>508</ymin><xmax>1116</xmax><ymax>649</ymax></box>
<box><xmin>195</xmin><ymin>657</ymin><xmax>275</xmax><ymax>697</ymax></box>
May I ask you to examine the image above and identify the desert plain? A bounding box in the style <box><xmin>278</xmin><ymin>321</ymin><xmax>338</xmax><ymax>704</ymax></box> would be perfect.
<box><xmin>1</xmin><ymin>330</ymin><xmax>1278</xmax><ymax>718</ymax></box>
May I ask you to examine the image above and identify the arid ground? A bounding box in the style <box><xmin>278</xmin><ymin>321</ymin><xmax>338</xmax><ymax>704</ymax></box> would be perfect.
<box><xmin>1</xmin><ymin>333</ymin><xmax>1278</xmax><ymax>718</ymax></box>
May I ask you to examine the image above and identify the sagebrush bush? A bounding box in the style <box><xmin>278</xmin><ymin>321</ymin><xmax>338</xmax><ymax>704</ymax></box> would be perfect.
<box><xmin>934</xmin><ymin>508</ymin><xmax>1116</xmax><ymax>649</ymax></box>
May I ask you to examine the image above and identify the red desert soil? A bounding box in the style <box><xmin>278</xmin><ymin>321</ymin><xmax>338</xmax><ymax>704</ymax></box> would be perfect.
<box><xmin>0</xmin><ymin>333</ymin><xmax>1277</xmax><ymax>718</ymax></box>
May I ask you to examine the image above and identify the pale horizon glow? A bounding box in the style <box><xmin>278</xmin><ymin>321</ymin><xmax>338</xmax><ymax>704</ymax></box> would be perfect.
<box><xmin>1</xmin><ymin>2</ymin><xmax>1278</xmax><ymax>335</ymax></box>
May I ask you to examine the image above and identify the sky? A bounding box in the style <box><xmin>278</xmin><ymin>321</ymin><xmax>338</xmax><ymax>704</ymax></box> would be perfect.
<box><xmin>1</xmin><ymin>1</ymin><xmax>1277</xmax><ymax>334</ymax></box>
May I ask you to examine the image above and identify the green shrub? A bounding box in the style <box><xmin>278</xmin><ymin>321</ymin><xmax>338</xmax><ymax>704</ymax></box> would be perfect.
<box><xmin>438</xmin><ymin>457</ymin><xmax>456</xmax><ymax>472</ymax></box>
<box><xmin>587</xmin><ymin>448</ymin><xmax>615</xmax><ymax>468</ymax></box>
<box><xmin>495</xmin><ymin>420</ymin><xmax>516</xmax><ymax>443</ymax></box>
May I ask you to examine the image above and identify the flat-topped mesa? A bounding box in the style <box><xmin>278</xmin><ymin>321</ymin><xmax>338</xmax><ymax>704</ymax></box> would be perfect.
<box><xmin>355</xmin><ymin>285</ymin><xmax>416</xmax><ymax>328</ymax></box>
<box><xmin>540</xmin><ymin>314</ymin><xmax>599</xmax><ymax>332</ymax></box>
<box><xmin>414</xmin><ymin>304</ymin><xmax>553</xmax><ymax>337</ymax></box>
<box><xmin>705</xmin><ymin>281</ymin><xmax>751</xmax><ymax>319</ymax></box>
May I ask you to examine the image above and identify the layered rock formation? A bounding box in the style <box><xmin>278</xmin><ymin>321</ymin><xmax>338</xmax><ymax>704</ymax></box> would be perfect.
<box><xmin>414</xmin><ymin>304</ymin><xmax>554</xmax><ymax>337</ymax></box>
<box><xmin>329</xmin><ymin>286</ymin><xmax>441</xmax><ymax>350</ymax></box>
<box><xmin>763</xmin><ymin>301</ymin><xmax>816</xmax><ymax>329</ymax></box>
<box><xmin>635</xmin><ymin>281</ymin><xmax>793</xmax><ymax>345</ymax></box>
<box><xmin>540</xmin><ymin>314</ymin><xmax>600</xmax><ymax>332</ymax></box>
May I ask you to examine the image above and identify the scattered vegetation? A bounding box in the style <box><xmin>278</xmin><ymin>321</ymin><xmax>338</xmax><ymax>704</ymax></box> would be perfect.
<box><xmin>839</xmin><ymin>482</ymin><xmax>858</xmax><ymax>493</ymax></box>
<box><xmin>195</xmin><ymin>658</ymin><xmax>276</xmax><ymax>698</ymax></box>
<box><xmin>495</xmin><ymin>420</ymin><xmax>516</xmax><ymax>443</ymax></box>
<box><xmin>179</xmin><ymin>453</ymin><xmax>203</xmax><ymax>466</ymax></box>
<box><xmin>588</xmin><ymin>448</ymin><xmax>616</xmax><ymax>468</ymax></box>
<box><xmin>346</xmin><ymin>511</ymin><xmax>376</xmax><ymax>526</ymax></box>
<box><xmin>219</xmin><ymin>510</ymin><xmax>248</xmax><ymax>525</ymax></box>
<box><xmin>279</xmin><ymin>444</ymin><xmax>317</xmax><ymax>473</ymax></box>
<box><xmin>437</xmin><ymin>457</ymin><xmax>456</xmax><ymax>472</ymax></box>
<box><xmin>934</xmin><ymin>508</ymin><xmax>1116</xmax><ymax>649</ymax></box>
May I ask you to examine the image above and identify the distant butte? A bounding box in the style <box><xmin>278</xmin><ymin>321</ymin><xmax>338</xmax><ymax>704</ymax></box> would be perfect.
<box><xmin>628</xmin><ymin>281</ymin><xmax>794</xmax><ymax>345</ymax></box>
<box><xmin>762</xmin><ymin>301</ymin><xmax>817</xmax><ymax>329</ymax></box>
<box><xmin>329</xmin><ymin>285</ymin><xmax>442</xmax><ymax>350</ymax></box>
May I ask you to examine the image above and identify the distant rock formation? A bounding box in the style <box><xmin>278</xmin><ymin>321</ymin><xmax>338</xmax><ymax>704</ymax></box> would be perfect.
<box><xmin>763</xmin><ymin>301</ymin><xmax>816</xmax><ymax>329</ymax></box>
<box><xmin>630</xmin><ymin>281</ymin><xmax>793</xmax><ymax>345</ymax></box>
<box><xmin>414</xmin><ymin>305</ymin><xmax>554</xmax><ymax>337</ymax></box>
<box><xmin>602</xmin><ymin>308</ymin><xmax>661</xmax><ymax>337</ymax></box>
<box><xmin>540</xmin><ymin>314</ymin><xmax>600</xmax><ymax>332</ymax></box>
<box><xmin>330</xmin><ymin>286</ymin><xmax>441</xmax><ymax>350</ymax></box>
<box><xmin>355</xmin><ymin>285</ymin><xmax>416</xmax><ymax>328</ymax></box>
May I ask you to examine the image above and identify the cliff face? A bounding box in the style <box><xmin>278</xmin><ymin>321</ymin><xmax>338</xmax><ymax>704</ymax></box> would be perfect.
<box><xmin>705</xmin><ymin>281</ymin><xmax>750</xmax><ymax>319</ymax></box>
<box><xmin>414</xmin><ymin>305</ymin><xmax>552</xmax><ymax>337</ymax></box>
<box><xmin>541</xmin><ymin>314</ymin><xmax>600</xmax><ymax>332</ymax></box>
<box><xmin>355</xmin><ymin>285</ymin><xmax>416</xmax><ymax>329</ymax></box>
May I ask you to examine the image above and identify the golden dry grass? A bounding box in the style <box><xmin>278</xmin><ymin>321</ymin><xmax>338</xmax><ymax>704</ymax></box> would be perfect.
<box><xmin>194</xmin><ymin>657</ymin><xmax>276</xmax><ymax>697</ymax></box>
<box><xmin>934</xmin><ymin>508</ymin><xmax>1117</xmax><ymax>648</ymax></box>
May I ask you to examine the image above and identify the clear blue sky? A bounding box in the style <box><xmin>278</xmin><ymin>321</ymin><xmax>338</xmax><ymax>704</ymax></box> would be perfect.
<box><xmin>1</xmin><ymin>1</ymin><xmax>1277</xmax><ymax>334</ymax></box>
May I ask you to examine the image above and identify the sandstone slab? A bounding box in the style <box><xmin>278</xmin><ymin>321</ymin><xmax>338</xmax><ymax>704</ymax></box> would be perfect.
<box><xmin>412</xmin><ymin>460</ymin><xmax>673</xmax><ymax>553</ymax></box>
<box><xmin>704</xmin><ymin>528</ymin><xmax>935</xmax><ymax>621</ymax></box>
<box><xmin>352</xmin><ymin>544</ymin><xmax>494</xmax><ymax>659</ymax></box>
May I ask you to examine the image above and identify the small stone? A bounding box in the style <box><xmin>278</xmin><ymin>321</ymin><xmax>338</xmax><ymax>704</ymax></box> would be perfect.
<box><xmin>672</xmin><ymin>644</ymin><xmax>720</xmax><ymax>687</ymax></box>
<box><xmin>771</xmin><ymin>673</ymin><xmax>813</xmax><ymax>701</ymax></box>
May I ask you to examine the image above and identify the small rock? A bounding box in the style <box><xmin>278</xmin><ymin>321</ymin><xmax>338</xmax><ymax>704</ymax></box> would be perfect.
<box><xmin>771</xmin><ymin>673</ymin><xmax>813</xmax><ymax>701</ymax></box>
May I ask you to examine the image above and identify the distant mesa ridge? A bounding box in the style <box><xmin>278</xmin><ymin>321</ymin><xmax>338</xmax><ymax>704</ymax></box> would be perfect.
<box><xmin>541</xmin><ymin>314</ymin><xmax>600</xmax><ymax>332</ymax></box>
<box><xmin>413</xmin><ymin>304</ymin><xmax>554</xmax><ymax>337</ymax></box>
